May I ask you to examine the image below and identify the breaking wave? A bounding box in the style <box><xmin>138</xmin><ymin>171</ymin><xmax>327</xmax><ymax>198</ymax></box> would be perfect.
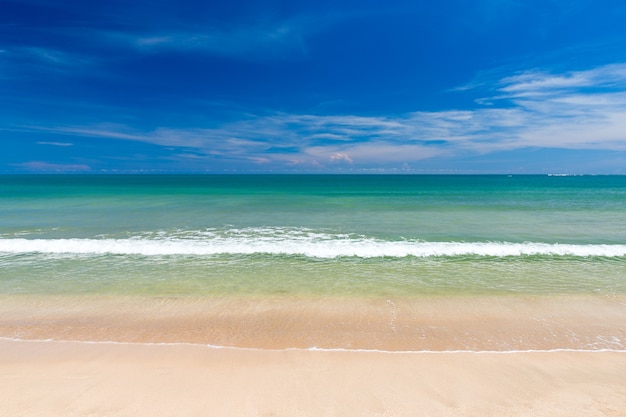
<box><xmin>1</xmin><ymin>228</ymin><xmax>625</xmax><ymax>258</ymax></box>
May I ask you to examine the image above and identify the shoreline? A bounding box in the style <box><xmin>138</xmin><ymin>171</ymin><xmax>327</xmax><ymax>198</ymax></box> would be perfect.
<box><xmin>2</xmin><ymin>293</ymin><xmax>625</xmax><ymax>351</ymax></box>
<box><xmin>2</xmin><ymin>338</ymin><xmax>625</xmax><ymax>417</ymax></box>
<box><xmin>3</xmin><ymin>335</ymin><xmax>626</xmax><ymax>354</ymax></box>
<box><xmin>3</xmin><ymin>294</ymin><xmax>626</xmax><ymax>415</ymax></box>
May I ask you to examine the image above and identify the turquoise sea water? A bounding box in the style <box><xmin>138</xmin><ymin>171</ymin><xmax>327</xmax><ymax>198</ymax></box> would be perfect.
<box><xmin>1</xmin><ymin>175</ymin><xmax>625</xmax><ymax>296</ymax></box>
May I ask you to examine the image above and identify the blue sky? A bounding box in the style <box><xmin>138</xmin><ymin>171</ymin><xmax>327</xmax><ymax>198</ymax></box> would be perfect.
<box><xmin>2</xmin><ymin>0</ymin><xmax>626</xmax><ymax>173</ymax></box>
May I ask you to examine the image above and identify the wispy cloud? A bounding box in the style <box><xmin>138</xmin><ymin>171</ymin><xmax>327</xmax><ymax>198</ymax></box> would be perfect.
<box><xmin>20</xmin><ymin>63</ymin><xmax>626</xmax><ymax>170</ymax></box>
<box><xmin>328</xmin><ymin>152</ymin><xmax>353</xmax><ymax>164</ymax></box>
<box><xmin>0</xmin><ymin>47</ymin><xmax>95</xmax><ymax>80</ymax></box>
<box><xmin>497</xmin><ymin>64</ymin><xmax>626</xmax><ymax>96</ymax></box>
<box><xmin>130</xmin><ymin>25</ymin><xmax>303</xmax><ymax>56</ymax></box>
<box><xmin>13</xmin><ymin>161</ymin><xmax>91</xmax><ymax>172</ymax></box>
<box><xmin>37</xmin><ymin>141</ymin><xmax>73</xmax><ymax>147</ymax></box>
<box><xmin>0</xmin><ymin>11</ymin><xmax>329</xmax><ymax>87</ymax></box>
<box><xmin>101</xmin><ymin>13</ymin><xmax>327</xmax><ymax>59</ymax></box>
<box><xmin>486</xmin><ymin>63</ymin><xmax>626</xmax><ymax>150</ymax></box>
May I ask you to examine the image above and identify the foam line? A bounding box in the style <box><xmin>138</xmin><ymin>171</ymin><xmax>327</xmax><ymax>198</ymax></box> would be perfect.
<box><xmin>1</xmin><ymin>237</ymin><xmax>625</xmax><ymax>258</ymax></box>
<box><xmin>1</xmin><ymin>337</ymin><xmax>625</xmax><ymax>354</ymax></box>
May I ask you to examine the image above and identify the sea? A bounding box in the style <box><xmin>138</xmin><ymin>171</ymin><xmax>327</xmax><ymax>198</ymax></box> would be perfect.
<box><xmin>1</xmin><ymin>174</ymin><xmax>625</xmax><ymax>298</ymax></box>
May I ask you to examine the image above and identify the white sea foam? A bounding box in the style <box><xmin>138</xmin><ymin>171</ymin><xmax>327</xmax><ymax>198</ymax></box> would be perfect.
<box><xmin>1</xmin><ymin>229</ymin><xmax>625</xmax><ymax>258</ymax></box>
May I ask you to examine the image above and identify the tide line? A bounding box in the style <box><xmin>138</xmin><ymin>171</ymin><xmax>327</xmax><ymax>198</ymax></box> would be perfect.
<box><xmin>2</xmin><ymin>337</ymin><xmax>625</xmax><ymax>355</ymax></box>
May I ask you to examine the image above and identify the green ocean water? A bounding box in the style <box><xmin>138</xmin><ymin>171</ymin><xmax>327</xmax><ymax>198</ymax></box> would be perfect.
<box><xmin>1</xmin><ymin>175</ymin><xmax>625</xmax><ymax>296</ymax></box>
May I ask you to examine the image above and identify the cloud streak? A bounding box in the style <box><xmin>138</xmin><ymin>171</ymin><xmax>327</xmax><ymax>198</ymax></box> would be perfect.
<box><xmin>122</xmin><ymin>22</ymin><xmax>309</xmax><ymax>58</ymax></box>
<box><xmin>13</xmin><ymin>161</ymin><xmax>90</xmax><ymax>172</ymax></box>
<box><xmin>37</xmin><ymin>141</ymin><xmax>73</xmax><ymax>147</ymax></box>
<box><xmin>19</xmin><ymin>63</ymin><xmax>626</xmax><ymax>171</ymax></box>
<box><xmin>102</xmin><ymin>23</ymin><xmax>306</xmax><ymax>60</ymax></box>
<box><xmin>498</xmin><ymin>64</ymin><xmax>626</xmax><ymax>96</ymax></box>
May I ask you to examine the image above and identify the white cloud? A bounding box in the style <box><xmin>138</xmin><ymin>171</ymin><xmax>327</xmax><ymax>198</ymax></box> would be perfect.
<box><xmin>37</xmin><ymin>141</ymin><xmax>73</xmax><ymax>147</ymax></box>
<box><xmin>37</xmin><ymin>124</ymin><xmax>146</xmax><ymax>141</ymax></box>
<box><xmin>496</xmin><ymin>64</ymin><xmax>626</xmax><ymax>102</ymax></box>
<box><xmin>328</xmin><ymin>152</ymin><xmax>353</xmax><ymax>164</ymax></box>
<box><xmin>308</xmin><ymin>143</ymin><xmax>444</xmax><ymax>164</ymax></box>
<box><xmin>13</xmin><ymin>161</ymin><xmax>90</xmax><ymax>172</ymax></box>
<box><xmin>23</xmin><ymin>63</ymin><xmax>626</xmax><ymax>169</ymax></box>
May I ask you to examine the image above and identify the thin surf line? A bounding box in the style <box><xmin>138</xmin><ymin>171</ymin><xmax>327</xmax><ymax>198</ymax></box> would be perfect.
<box><xmin>1</xmin><ymin>336</ymin><xmax>625</xmax><ymax>354</ymax></box>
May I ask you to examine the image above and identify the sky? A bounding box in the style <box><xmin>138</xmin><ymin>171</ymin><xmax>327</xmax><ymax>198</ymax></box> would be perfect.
<box><xmin>2</xmin><ymin>0</ymin><xmax>626</xmax><ymax>174</ymax></box>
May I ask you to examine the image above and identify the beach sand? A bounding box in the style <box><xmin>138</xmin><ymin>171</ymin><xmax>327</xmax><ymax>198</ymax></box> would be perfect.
<box><xmin>1</xmin><ymin>294</ymin><xmax>626</xmax><ymax>416</ymax></box>
<box><xmin>1</xmin><ymin>339</ymin><xmax>625</xmax><ymax>417</ymax></box>
<box><xmin>2</xmin><ymin>294</ymin><xmax>626</xmax><ymax>351</ymax></box>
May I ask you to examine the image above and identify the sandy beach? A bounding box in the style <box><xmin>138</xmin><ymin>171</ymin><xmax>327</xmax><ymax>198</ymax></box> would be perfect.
<box><xmin>1</xmin><ymin>338</ymin><xmax>625</xmax><ymax>417</ymax></box>
<box><xmin>2</xmin><ymin>294</ymin><xmax>626</xmax><ymax>351</ymax></box>
<box><xmin>1</xmin><ymin>294</ymin><xmax>626</xmax><ymax>416</ymax></box>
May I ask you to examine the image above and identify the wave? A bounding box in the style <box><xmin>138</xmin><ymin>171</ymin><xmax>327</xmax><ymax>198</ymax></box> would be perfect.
<box><xmin>1</xmin><ymin>229</ymin><xmax>625</xmax><ymax>258</ymax></box>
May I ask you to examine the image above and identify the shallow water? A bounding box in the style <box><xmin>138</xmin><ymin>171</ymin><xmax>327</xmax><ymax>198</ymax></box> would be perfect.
<box><xmin>1</xmin><ymin>174</ymin><xmax>625</xmax><ymax>297</ymax></box>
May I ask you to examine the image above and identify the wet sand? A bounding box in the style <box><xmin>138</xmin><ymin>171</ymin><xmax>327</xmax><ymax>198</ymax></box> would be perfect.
<box><xmin>1</xmin><ymin>294</ymin><xmax>626</xmax><ymax>351</ymax></box>
<box><xmin>1</xmin><ymin>294</ymin><xmax>626</xmax><ymax>416</ymax></box>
